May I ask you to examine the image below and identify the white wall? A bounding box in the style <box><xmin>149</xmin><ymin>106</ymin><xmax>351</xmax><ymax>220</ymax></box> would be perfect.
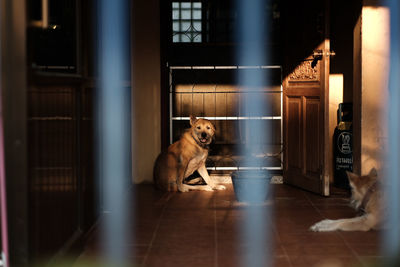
<box><xmin>356</xmin><ymin>4</ymin><xmax>390</xmax><ymax>175</ymax></box>
<box><xmin>131</xmin><ymin>0</ymin><xmax>161</xmax><ymax>183</ymax></box>
<box><xmin>329</xmin><ymin>74</ymin><xmax>343</xmax><ymax>182</ymax></box>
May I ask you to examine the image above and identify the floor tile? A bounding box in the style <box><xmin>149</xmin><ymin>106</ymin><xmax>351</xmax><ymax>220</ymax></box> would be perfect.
<box><xmin>74</xmin><ymin>184</ymin><xmax>383</xmax><ymax>267</ymax></box>
<box><xmin>288</xmin><ymin>256</ymin><xmax>361</xmax><ymax>267</ymax></box>
<box><xmin>338</xmin><ymin>231</ymin><xmax>381</xmax><ymax>245</ymax></box>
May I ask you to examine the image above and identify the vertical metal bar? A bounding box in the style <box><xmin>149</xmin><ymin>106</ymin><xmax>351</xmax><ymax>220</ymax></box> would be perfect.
<box><xmin>280</xmin><ymin>67</ymin><xmax>283</xmax><ymax>170</ymax></box>
<box><xmin>0</xmin><ymin>0</ymin><xmax>28</xmax><ymax>264</ymax></box>
<box><xmin>0</xmin><ymin>2</ymin><xmax>9</xmax><ymax>264</ymax></box>
<box><xmin>75</xmin><ymin>0</ymin><xmax>82</xmax><ymax>74</ymax></box>
<box><xmin>0</xmin><ymin>82</ymin><xmax>9</xmax><ymax>267</ymax></box>
<box><xmin>42</xmin><ymin>0</ymin><xmax>48</xmax><ymax>28</ymax></box>
<box><xmin>179</xmin><ymin>3</ymin><xmax>182</xmax><ymax>42</ymax></box>
<box><xmin>97</xmin><ymin>0</ymin><xmax>131</xmax><ymax>265</ymax></box>
<box><xmin>235</xmin><ymin>0</ymin><xmax>272</xmax><ymax>266</ymax></box>
<box><xmin>169</xmin><ymin>68</ymin><xmax>173</xmax><ymax>144</ymax></box>
<box><xmin>191</xmin><ymin>72</ymin><xmax>194</xmax><ymax>116</ymax></box>
<box><xmin>202</xmin><ymin>92</ymin><xmax>205</xmax><ymax>117</ymax></box>
<box><xmin>76</xmin><ymin>87</ymin><xmax>83</xmax><ymax>230</ymax></box>
<box><xmin>214</xmin><ymin>67</ymin><xmax>217</xmax><ymax>119</ymax></box>
<box><xmin>383</xmin><ymin>0</ymin><xmax>400</xmax><ymax>262</ymax></box>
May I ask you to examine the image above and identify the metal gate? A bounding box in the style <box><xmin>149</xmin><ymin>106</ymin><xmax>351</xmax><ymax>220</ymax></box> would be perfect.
<box><xmin>169</xmin><ymin>65</ymin><xmax>283</xmax><ymax>173</ymax></box>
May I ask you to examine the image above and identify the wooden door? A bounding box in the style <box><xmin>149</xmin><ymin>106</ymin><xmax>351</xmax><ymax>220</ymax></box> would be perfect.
<box><xmin>282</xmin><ymin>0</ymin><xmax>330</xmax><ymax>195</ymax></box>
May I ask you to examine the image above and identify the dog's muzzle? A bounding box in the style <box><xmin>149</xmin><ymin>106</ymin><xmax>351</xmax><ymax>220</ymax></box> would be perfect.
<box><xmin>200</xmin><ymin>132</ymin><xmax>208</xmax><ymax>143</ymax></box>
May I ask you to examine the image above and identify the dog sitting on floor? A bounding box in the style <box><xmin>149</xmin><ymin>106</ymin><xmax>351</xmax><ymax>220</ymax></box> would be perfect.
<box><xmin>153</xmin><ymin>115</ymin><xmax>226</xmax><ymax>192</ymax></box>
<box><xmin>310</xmin><ymin>169</ymin><xmax>383</xmax><ymax>231</ymax></box>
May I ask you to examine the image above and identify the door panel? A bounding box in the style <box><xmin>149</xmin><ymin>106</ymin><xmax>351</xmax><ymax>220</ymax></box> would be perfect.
<box><xmin>305</xmin><ymin>97</ymin><xmax>321</xmax><ymax>174</ymax></box>
<box><xmin>282</xmin><ymin>0</ymin><xmax>330</xmax><ymax>195</ymax></box>
<box><xmin>286</xmin><ymin>96</ymin><xmax>302</xmax><ymax>171</ymax></box>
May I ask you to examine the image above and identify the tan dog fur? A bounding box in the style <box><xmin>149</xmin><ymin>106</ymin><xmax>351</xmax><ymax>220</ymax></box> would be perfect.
<box><xmin>310</xmin><ymin>169</ymin><xmax>382</xmax><ymax>231</ymax></box>
<box><xmin>153</xmin><ymin>116</ymin><xmax>226</xmax><ymax>192</ymax></box>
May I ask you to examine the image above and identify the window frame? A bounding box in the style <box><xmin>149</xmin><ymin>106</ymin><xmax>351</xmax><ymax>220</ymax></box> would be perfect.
<box><xmin>27</xmin><ymin>0</ymin><xmax>82</xmax><ymax>76</ymax></box>
<box><xmin>172</xmin><ymin>1</ymin><xmax>204</xmax><ymax>43</ymax></box>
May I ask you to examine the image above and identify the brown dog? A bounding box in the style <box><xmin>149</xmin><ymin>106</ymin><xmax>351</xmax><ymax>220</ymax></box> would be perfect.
<box><xmin>153</xmin><ymin>116</ymin><xmax>226</xmax><ymax>192</ymax></box>
<box><xmin>310</xmin><ymin>169</ymin><xmax>382</xmax><ymax>231</ymax></box>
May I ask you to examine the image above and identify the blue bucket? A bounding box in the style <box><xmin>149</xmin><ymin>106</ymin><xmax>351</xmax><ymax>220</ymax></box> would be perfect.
<box><xmin>231</xmin><ymin>170</ymin><xmax>271</xmax><ymax>203</ymax></box>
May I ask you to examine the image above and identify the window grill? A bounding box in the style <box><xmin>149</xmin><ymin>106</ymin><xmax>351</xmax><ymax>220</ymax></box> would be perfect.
<box><xmin>172</xmin><ymin>2</ymin><xmax>202</xmax><ymax>43</ymax></box>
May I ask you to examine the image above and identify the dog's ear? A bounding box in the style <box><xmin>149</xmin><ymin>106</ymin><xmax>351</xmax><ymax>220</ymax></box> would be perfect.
<box><xmin>346</xmin><ymin>171</ymin><xmax>358</xmax><ymax>187</ymax></box>
<box><xmin>368</xmin><ymin>167</ymin><xmax>378</xmax><ymax>178</ymax></box>
<box><xmin>211</xmin><ymin>121</ymin><xmax>216</xmax><ymax>132</ymax></box>
<box><xmin>190</xmin><ymin>115</ymin><xmax>198</xmax><ymax>126</ymax></box>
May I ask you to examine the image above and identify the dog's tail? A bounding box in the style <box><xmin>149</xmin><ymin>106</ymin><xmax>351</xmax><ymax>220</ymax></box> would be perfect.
<box><xmin>153</xmin><ymin>153</ymin><xmax>178</xmax><ymax>192</ymax></box>
<box><xmin>153</xmin><ymin>154</ymin><xmax>164</xmax><ymax>191</ymax></box>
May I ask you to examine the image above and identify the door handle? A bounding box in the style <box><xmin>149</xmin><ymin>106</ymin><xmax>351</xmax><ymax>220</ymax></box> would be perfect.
<box><xmin>311</xmin><ymin>50</ymin><xmax>336</xmax><ymax>68</ymax></box>
<box><xmin>313</xmin><ymin>50</ymin><xmax>324</xmax><ymax>58</ymax></box>
<box><xmin>327</xmin><ymin>51</ymin><xmax>336</xmax><ymax>56</ymax></box>
<box><xmin>313</xmin><ymin>50</ymin><xmax>336</xmax><ymax>58</ymax></box>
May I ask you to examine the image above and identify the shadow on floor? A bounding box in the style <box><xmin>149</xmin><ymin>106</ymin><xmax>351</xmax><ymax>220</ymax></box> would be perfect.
<box><xmin>75</xmin><ymin>184</ymin><xmax>382</xmax><ymax>267</ymax></box>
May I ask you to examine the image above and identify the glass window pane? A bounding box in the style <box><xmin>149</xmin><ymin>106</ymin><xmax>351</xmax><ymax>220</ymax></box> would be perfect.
<box><xmin>173</xmin><ymin>22</ymin><xmax>180</xmax><ymax>31</ymax></box>
<box><xmin>193</xmin><ymin>10</ymin><xmax>201</xmax><ymax>20</ymax></box>
<box><xmin>172</xmin><ymin>10</ymin><xmax>180</xmax><ymax>19</ymax></box>
<box><xmin>193</xmin><ymin>22</ymin><xmax>202</xmax><ymax>31</ymax></box>
<box><xmin>193</xmin><ymin>2</ymin><xmax>201</xmax><ymax>8</ymax></box>
<box><xmin>181</xmin><ymin>34</ymin><xmax>191</xmax><ymax>42</ymax></box>
<box><xmin>173</xmin><ymin>34</ymin><xmax>180</xmax><ymax>43</ymax></box>
<box><xmin>29</xmin><ymin>0</ymin><xmax>77</xmax><ymax>73</ymax></box>
<box><xmin>193</xmin><ymin>34</ymin><xmax>202</xmax><ymax>43</ymax></box>
<box><xmin>181</xmin><ymin>10</ymin><xmax>191</xmax><ymax>20</ymax></box>
<box><xmin>181</xmin><ymin>22</ymin><xmax>191</xmax><ymax>32</ymax></box>
<box><xmin>181</xmin><ymin>2</ymin><xmax>191</xmax><ymax>8</ymax></box>
<box><xmin>172</xmin><ymin>2</ymin><xmax>179</xmax><ymax>8</ymax></box>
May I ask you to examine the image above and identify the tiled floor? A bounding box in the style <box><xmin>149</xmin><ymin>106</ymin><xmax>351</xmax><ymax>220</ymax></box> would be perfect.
<box><xmin>75</xmin><ymin>184</ymin><xmax>382</xmax><ymax>267</ymax></box>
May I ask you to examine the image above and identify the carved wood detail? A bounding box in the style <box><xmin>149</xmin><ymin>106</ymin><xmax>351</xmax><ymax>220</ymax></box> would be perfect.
<box><xmin>289</xmin><ymin>60</ymin><xmax>319</xmax><ymax>82</ymax></box>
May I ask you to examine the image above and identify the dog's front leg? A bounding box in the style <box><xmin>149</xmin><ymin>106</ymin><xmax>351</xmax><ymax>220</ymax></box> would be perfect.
<box><xmin>177</xmin><ymin>181</ymin><xmax>190</xmax><ymax>192</ymax></box>
<box><xmin>176</xmin><ymin>167</ymin><xmax>190</xmax><ymax>192</ymax></box>
<box><xmin>310</xmin><ymin>215</ymin><xmax>375</xmax><ymax>232</ymax></box>
<box><xmin>197</xmin><ymin>165</ymin><xmax>226</xmax><ymax>190</ymax></box>
<box><xmin>310</xmin><ymin>219</ymin><xmax>343</xmax><ymax>232</ymax></box>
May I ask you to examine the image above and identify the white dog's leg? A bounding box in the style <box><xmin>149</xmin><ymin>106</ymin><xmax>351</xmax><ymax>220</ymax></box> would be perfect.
<box><xmin>310</xmin><ymin>215</ymin><xmax>374</xmax><ymax>232</ymax></box>
<box><xmin>178</xmin><ymin>183</ymin><xmax>214</xmax><ymax>192</ymax></box>
<box><xmin>197</xmin><ymin>165</ymin><xmax>226</xmax><ymax>190</ymax></box>
<box><xmin>183</xmin><ymin>184</ymin><xmax>214</xmax><ymax>191</ymax></box>
<box><xmin>177</xmin><ymin>183</ymin><xmax>190</xmax><ymax>192</ymax></box>
<box><xmin>176</xmin><ymin>168</ymin><xmax>190</xmax><ymax>192</ymax></box>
